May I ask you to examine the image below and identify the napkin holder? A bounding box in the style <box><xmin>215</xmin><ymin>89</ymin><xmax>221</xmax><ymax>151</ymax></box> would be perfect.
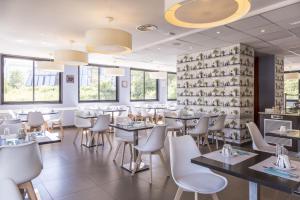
<box><xmin>276</xmin><ymin>155</ymin><xmax>291</xmax><ymax>169</ymax></box>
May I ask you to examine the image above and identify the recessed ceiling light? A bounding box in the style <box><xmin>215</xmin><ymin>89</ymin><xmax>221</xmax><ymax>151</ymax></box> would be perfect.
<box><xmin>136</xmin><ymin>24</ymin><xmax>158</xmax><ymax>32</ymax></box>
<box><xmin>157</xmin><ymin>47</ymin><xmax>161</xmax><ymax>50</ymax></box>
<box><xmin>216</xmin><ymin>31</ymin><xmax>221</xmax><ymax>34</ymax></box>
<box><xmin>260</xmin><ymin>29</ymin><xmax>265</xmax><ymax>33</ymax></box>
<box><xmin>173</xmin><ymin>42</ymin><xmax>181</xmax><ymax>46</ymax></box>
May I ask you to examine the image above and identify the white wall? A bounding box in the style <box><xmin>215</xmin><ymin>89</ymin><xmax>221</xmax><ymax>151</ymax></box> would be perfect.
<box><xmin>0</xmin><ymin>65</ymin><xmax>171</xmax><ymax>126</ymax></box>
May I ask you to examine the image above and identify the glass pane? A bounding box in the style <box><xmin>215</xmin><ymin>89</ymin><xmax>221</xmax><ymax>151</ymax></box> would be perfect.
<box><xmin>34</xmin><ymin>66</ymin><xmax>60</xmax><ymax>102</ymax></box>
<box><xmin>3</xmin><ymin>58</ymin><xmax>33</xmax><ymax>102</ymax></box>
<box><xmin>284</xmin><ymin>77</ymin><xmax>299</xmax><ymax>100</ymax></box>
<box><xmin>100</xmin><ymin>68</ymin><xmax>117</xmax><ymax>101</ymax></box>
<box><xmin>168</xmin><ymin>73</ymin><xmax>177</xmax><ymax>100</ymax></box>
<box><xmin>131</xmin><ymin>70</ymin><xmax>144</xmax><ymax>100</ymax></box>
<box><xmin>79</xmin><ymin>66</ymin><xmax>99</xmax><ymax>101</ymax></box>
<box><xmin>145</xmin><ymin>72</ymin><xmax>157</xmax><ymax>100</ymax></box>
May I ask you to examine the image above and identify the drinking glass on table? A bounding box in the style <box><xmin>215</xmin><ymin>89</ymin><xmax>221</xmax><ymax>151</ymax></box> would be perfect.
<box><xmin>4</xmin><ymin>128</ymin><xmax>10</xmax><ymax>136</ymax></box>
<box><xmin>276</xmin><ymin>144</ymin><xmax>288</xmax><ymax>156</ymax></box>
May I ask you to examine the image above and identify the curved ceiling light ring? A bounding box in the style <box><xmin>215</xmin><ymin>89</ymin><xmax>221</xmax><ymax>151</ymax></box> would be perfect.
<box><xmin>165</xmin><ymin>0</ymin><xmax>251</xmax><ymax>28</ymax></box>
<box><xmin>54</xmin><ymin>49</ymin><xmax>88</xmax><ymax>66</ymax></box>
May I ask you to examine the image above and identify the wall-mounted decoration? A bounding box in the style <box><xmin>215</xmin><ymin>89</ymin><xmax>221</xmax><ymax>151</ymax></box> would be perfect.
<box><xmin>121</xmin><ymin>80</ymin><xmax>128</xmax><ymax>88</ymax></box>
<box><xmin>66</xmin><ymin>75</ymin><xmax>74</xmax><ymax>83</ymax></box>
<box><xmin>176</xmin><ymin>44</ymin><xmax>254</xmax><ymax>144</ymax></box>
<box><xmin>274</xmin><ymin>56</ymin><xmax>284</xmax><ymax>107</ymax></box>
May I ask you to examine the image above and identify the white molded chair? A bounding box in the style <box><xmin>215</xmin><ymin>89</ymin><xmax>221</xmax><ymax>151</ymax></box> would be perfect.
<box><xmin>73</xmin><ymin>115</ymin><xmax>92</xmax><ymax>145</ymax></box>
<box><xmin>27</xmin><ymin>112</ymin><xmax>45</xmax><ymax>131</ymax></box>
<box><xmin>132</xmin><ymin>125</ymin><xmax>169</xmax><ymax>184</ymax></box>
<box><xmin>246</xmin><ymin>122</ymin><xmax>276</xmax><ymax>153</ymax></box>
<box><xmin>188</xmin><ymin>116</ymin><xmax>211</xmax><ymax>151</ymax></box>
<box><xmin>47</xmin><ymin>111</ymin><xmax>64</xmax><ymax>139</ymax></box>
<box><xmin>208</xmin><ymin>115</ymin><xmax>226</xmax><ymax>149</ymax></box>
<box><xmin>0</xmin><ymin>142</ymin><xmax>43</xmax><ymax>200</ymax></box>
<box><xmin>113</xmin><ymin>117</ymin><xmax>135</xmax><ymax>166</ymax></box>
<box><xmin>165</xmin><ymin>111</ymin><xmax>184</xmax><ymax>136</ymax></box>
<box><xmin>0</xmin><ymin>178</ymin><xmax>23</xmax><ymax>200</ymax></box>
<box><xmin>169</xmin><ymin>135</ymin><xmax>227</xmax><ymax>200</ymax></box>
<box><xmin>89</xmin><ymin>114</ymin><xmax>112</xmax><ymax>151</ymax></box>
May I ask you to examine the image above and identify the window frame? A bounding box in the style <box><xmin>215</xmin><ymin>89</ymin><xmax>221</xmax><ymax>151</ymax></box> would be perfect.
<box><xmin>130</xmin><ymin>68</ymin><xmax>159</xmax><ymax>102</ymax></box>
<box><xmin>167</xmin><ymin>72</ymin><xmax>177</xmax><ymax>101</ymax></box>
<box><xmin>78</xmin><ymin>64</ymin><xmax>119</xmax><ymax>103</ymax></box>
<box><xmin>284</xmin><ymin>71</ymin><xmax>300</xmax><ymax>104</ymax></box>
<box><xmin>1</xmin><ymin>54</ymin><xmax>63</xmax><ymax>104</ymax></box>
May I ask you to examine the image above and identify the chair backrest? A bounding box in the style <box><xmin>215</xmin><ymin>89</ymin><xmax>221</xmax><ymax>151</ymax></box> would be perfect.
<box><xmin>115</xmin><ymin>117</ymin><xmax>132</xmax><ymax>138</ymax></box>
<box><xmin>246</xmin><ymin>122</ymin><xmax>270</xmax><ymax>150</ymax></box>
<box><xmin>0</xmin><ymin>178</ymin><xmax>23</xmax><ymax>200</ymax></box>
<box><xmin>211</xmin><ymin>114</ymin><xmax>226</xmax><ymax>130</ymax></box>
<box><xmin>194</xmin><ymin>116</ymin><xmax>209</xmax><ymax>134</ymax></box>
<box><xmin>74</xmin><ymin>115</ymin><xmax>91</xmax><ymax>128</ymax></box>
<box><xmin>2</xmin><ymin>119</ymin><xmax>22</xmax><ymax>125</ymax></box>
<box><xmin>0</xmin><ymin>142</ymin><xmax>43</xmax><ymax>184</ymax></box>
<box><xmin>27</xmin><ymin>112</ymin><xmax>44</xmax><ymax>127</ymax></box>
<box><xmin>140</xmin><ymin>125</ymin><xmax>167</xmax><ymax>152</ymax></box>
<box><xmin>169</xmin><ymin>135</ymin><xmax>206</xmax><ymax>182</ymax></box>
<box><xmin>92</xmin><ymin>114</ymin><xmax>110</xmax><ymax>132</ymax></box>
<box><xmin>0</xmin><ymin>123</ymin><xmax>23</xmax><ymax>135</ymax></box>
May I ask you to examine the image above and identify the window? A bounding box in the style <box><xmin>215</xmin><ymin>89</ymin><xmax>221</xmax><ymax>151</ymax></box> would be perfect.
<box><xmin>167</xmin><ymin>72</ymin><xmax>177</xmax><ymax>100</ymax></box>
<box><xmin>79</xmin><ymin>65</ymin><xmax>118</xmax><ymax>102</ymax></box>
<box><xmin>130</xmin><ymin>69</ymin><xmax>158</xmax><ymax>101</ymax></box>
<box><xmin>1</xmin><ymin>56</ymin><xmax>61</xmax><ymax>103</ymax></box>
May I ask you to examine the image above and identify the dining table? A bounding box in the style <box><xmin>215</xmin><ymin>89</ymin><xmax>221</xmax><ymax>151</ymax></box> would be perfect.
<box><xmin>0</xmin><ymin>131</ymin><xmax>61</xmax><ymax>146</ymax></box>
<box><xmin>191</xmin><ymin>147</ymin><xmax>300</xmax><ymax>200</ymax></box>
<box><xmin>109</xmin><ymin>122</ymin><xmax>155</xmax><ymax>173</ymax></box>
<box><xmin>165</xmin><ymin>113</ymin><xmax>218</xmax><ymax>134</ymax></box>
<box><xmin>135</xmin><ymin>106</ymin><xmax>168</xmax><ymax>124</ymax></box>
<box><xmin>265</xmin><ymin>129</ymin><xmax>300</xmax><ymax>152</ymax></box>
<box><xmin>16</xmin><ymin>110</ymin><xmax>59</xmax><ymax>122</ymax></box>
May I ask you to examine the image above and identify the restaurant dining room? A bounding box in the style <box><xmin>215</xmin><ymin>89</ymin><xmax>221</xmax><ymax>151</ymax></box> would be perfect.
<box><xmin>1</xmin><ymin>0</ymin><xmax>300</xmax><ymax>200</ymax></box>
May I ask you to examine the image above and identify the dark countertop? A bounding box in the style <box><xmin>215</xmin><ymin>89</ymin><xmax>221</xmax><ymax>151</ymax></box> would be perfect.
<box><xmin>258</xmin><ymin>112</ymin><xmax>300</xmax><ymax>117</ymax></box>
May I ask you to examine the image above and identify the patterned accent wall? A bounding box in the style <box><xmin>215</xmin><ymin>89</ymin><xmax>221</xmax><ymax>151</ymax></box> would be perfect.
<box><xmin>274</xmin><ymin>56</ymin><xmax>284</xmax><ymax>107</ymax></box>
<box><xmin>176</xmin><ymin>44</ymin><xmax>254</xmax><ymax>144</ymax></box>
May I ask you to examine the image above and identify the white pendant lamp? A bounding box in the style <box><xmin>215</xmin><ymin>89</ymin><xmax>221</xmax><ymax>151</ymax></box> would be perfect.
<box><xmin>104</xmin><ymin>67</ymin><xmax>125</xmax><ymax>76</ymax></box>
<box><xmin>164</xmin><ymin>0</ymin><xmax>251</xmax><ymax>28</ymax></box>
<box><xmin>54</xmin><ymin>49</ymin><xmax>88</xmax><ymax>66</ymax></box>
<box><xmin>85</xmin><ymin>28</ymin><xmax>132</xmax><ymax>54</ymax></box>
<box><xmin>36</xmin><ymin>61</ymin><xmax>64</xmax><ymax>72</ymax></box>
<box><xmin>149</xmin><ymin>71</ymin><xmax>167</xmax><ymax>80</ymax></box>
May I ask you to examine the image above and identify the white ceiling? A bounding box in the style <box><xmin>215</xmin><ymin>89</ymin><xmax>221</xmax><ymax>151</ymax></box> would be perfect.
<box><xmin>0</xmin><ymin>0</ymin><xmax>300</xmax><ymax>71</ymax></box>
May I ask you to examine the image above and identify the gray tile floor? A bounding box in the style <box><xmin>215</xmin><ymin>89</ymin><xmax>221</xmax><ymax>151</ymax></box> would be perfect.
<box><xmin>33</xmin><ymin>128</ymin><xmax>300</xmax><ymax>200</ymax></box>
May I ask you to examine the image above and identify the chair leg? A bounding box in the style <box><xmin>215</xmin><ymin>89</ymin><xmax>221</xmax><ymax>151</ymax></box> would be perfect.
<box><xmin>60</xmin><ymin>123</ymin><xmax>64</xmax><ymax>139</ymax></box>
<box><xmin>149</xmin><ymin>153</ymin><xmax>152</xmax><ymax>184</ymax></box>
<box><xmin>174</xmin><ymin>187</ymin><xmax>183</xmax><ymax>200</ymax></box>
<box><xmin>132</xmin><ymin>152</ymin><xmax>142</xmax><ymax>176</ymax></box>
<box><xmin>129</xmin><ymin>144</ymin><xmax>133</xmax><ymax>170</ymax></box>
<box><xmin>158</xmin><ymin>150</ymin><xmax>169</xmax><ymax>176</ymax></box>
<box><xmin>212</xmin><ymin>193</ymin><xmax>219</xmax><ymax>200</ymax></box>
<box><xmin>73</xmin><ymin>128</ymin><xmax>80</xmax><ymax>144</ymax></box>
<box><xmin>105</xmin><ymin>133</ymin><xmax>112</xmax><ymax>149</ymax></box>
<box><xmin>222</xmin><ymin>132</ymin><xmax>226</xmax><ymax>145</ymax></box>
<box><xmin>18</xmin><ymin>181</ymin><xmax>38</xmax><ymax>200</ymax></box>
<box><xmin>204</xmin><ymin>134</ymin><xmax>212</xmax><ymax>152</ymax></box>
<box><xmin>194</xmin><ymin>192</ymin><xmax>198</xmax><ymax>200</ymax></box>
<box><xmin>113</xmin><ymin>142</ymin><xmax>122</xmax><ymax>161</ymax></box>
<box><xmin>121</xmin><ymin>143</ymin><xmax>126</xmax><ymax>166</ymax></box>
<box><xmin>197</xmin><ymin>136</ymin><xmax>200</xmax><ymax>149</ymax></box>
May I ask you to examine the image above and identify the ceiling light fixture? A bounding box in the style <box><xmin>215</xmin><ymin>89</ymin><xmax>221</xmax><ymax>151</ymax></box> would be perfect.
<box><xmin>54</xmin><ymin>49</ymin><xmax>88</xmax><ymax>66</ymax></box>
<box><xmin>164</xmin><ymin>0</ymin><xmax>251</xmax><ymax>28</ymax></box>
<box><xmin>216</xmin><ymin>31</ymin><xmax>221</xmax><ymax>34</ymax></box>
<box><xmin>85</xmin><ymin>28</ymin><xmax>132</xmax><ymax>54</ymax></box>
<box><xmin>104</xmin><ymin>67</ymin><xmax>125</xmax><ymax>76</ymax></box>
<box><xmin>290</xmin><ymin>20</ymin><xmax>300</xmax><ymax>25</ymax></box>
<box><xmin>260</xmin><ymin>29</ymin><xmax>265</xmax><ymax>33</ymax></box>
<box><xmin>54</xmin><ymin>40</ymin><xmax>88</xmax><ymax>66</ymax></box>
<box><xmin>36</xmin><ymin>61</ymin><xmax>64</xmax><ymax>72</ymax></box>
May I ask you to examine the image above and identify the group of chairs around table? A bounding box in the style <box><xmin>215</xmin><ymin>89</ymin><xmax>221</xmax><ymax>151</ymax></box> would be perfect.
<box><xmin>0</xmin><ymin>111</ymin><xmax>64</xmax><ymax>139</ymax></box>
